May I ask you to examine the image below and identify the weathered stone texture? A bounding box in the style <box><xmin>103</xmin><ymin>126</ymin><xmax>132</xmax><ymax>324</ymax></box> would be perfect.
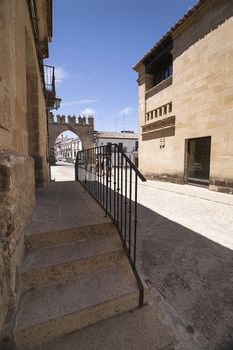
<box><xmin>0</xmin><ymin>0</ymin><xmax>50</xmax><ymax>338</ymax></box>
<box><xmin>0</xmin><ymin>0</ymin><xmax>49</xmax><ymax>186</ymax></box>
<box><xmin>0</xmin><ymin>150</ymin><xmax>35</xmax><ymax>334</ymax></box>
<box><xmin>137</xmin><ymin>0</ymin><xmax>233</xmax><ymax>193</ymax></box>
<box><xmin>48</xmin><ymin>115</ymin><xmax>94</xmax><ymax>163</ymax></box>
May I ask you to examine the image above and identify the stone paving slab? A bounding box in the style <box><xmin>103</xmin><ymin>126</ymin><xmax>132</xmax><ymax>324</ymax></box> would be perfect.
<box><xmin>27</xmin><ymin>171</ymin><xmax>233</xmax><ymax>349</ymax></box>
<box><xmin>136</xmin><ymin>184</ymin><xmax>233</xmax><ymax>350</ymax></box>
<box><xmin>26</xmin><ymin>181</ymin><xmax>110</xmax><ymax>235</ymax></box>
<box><xmin>30</xmin><ymin>305</ymin><xmax>174</xmax><ymax>350</ymax></box>
<box><xmin>21</xmin><ymin>232</ymin><xmax>122</xmax><ymax>273</ymax></box>
<box><xmin>137</xmin><ymin>180</ymin><xmax>233</xmax><ymax>250</ymax></box>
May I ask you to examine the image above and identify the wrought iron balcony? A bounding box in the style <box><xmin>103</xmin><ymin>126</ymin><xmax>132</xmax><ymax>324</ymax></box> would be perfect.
<box><xmin>44</xmin><ymin>64</ymin><xmax>56</xmax><ymax>109</ymax></box>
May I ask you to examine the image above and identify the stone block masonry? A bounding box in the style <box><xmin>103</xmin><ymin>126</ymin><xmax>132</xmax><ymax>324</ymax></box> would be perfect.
<box><xmin>135</xmin><ymin>0</ymin><xmax>233</xmax><ymax>194</ymax></box>
<box><xmin>48</xmin><ymin>113</ymin><xmax>95</xmax><ymax>164</ymax></box>
<box><xmin>0</xmin><ymin>0</ymin><xmax>52</xmax><ymax>341</ymax></box>
<box><xmin>0</xmin><ymin>150</ymin><xmax>35</xmax><ymax>334</ymax></box>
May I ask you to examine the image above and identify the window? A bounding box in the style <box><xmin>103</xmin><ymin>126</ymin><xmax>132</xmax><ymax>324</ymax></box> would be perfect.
<box><xmin>151</xmin><ymin>54</ymin><xmax>173</xmax><ymax>86</ymax></box>
<box><xmin>145</xmin><ymin>38</ymin><xmax>173</xmax><ymax>88</ymax></box>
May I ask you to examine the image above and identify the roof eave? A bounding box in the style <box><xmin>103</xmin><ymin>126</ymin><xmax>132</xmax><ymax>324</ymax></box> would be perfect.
<box><xmin>133</xmin><ymin>0</ymin><xmax>209</xmax><ymax>71</ymax></box>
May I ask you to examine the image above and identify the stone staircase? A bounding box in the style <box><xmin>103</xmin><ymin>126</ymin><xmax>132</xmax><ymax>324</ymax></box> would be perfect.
<box><xmin>13</xmin><ymin>222</ymin><xmax>140</xmax><ymax>349</ymax></box>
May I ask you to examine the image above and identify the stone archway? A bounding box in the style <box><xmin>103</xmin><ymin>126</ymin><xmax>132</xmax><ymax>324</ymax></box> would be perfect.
<box><xmin>48</xmin><ymin>113</ymin><xmax>94</xmax><ymax>164</ymax></box>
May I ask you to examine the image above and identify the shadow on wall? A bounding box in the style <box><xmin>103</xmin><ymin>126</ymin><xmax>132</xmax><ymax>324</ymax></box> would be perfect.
<box><xmin>136</xmin><ymin>200</ymin><xmax>233</xmax><ymax>350</ymax></box>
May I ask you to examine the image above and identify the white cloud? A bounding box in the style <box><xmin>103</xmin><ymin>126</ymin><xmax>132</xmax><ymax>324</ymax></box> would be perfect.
<box><xmin>81</xmin><ymin>108</ymin><xmax>95</xmax><ymax>115</ymax></box>
<box><xmin>55</xmin><ymin>67</ymin><xmax>68</xmax><ymax>83</ymax></box>
<box><xmin>117</xmin><ymin>107</ymin><xmax>133</xmax><ymax>117</ymax></box>
<box><xmin>62</xmin><ymin>99</ymin><xmax>99</xmax><ymax>107</ymax></box>
<box><xmin>89</xmin><ymin>68</ymin><xmax>105</xmax><ymax>78</ymax></box>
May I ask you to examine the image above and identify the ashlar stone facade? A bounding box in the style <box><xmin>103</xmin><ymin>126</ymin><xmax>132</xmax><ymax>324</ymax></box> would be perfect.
<box><xmin>134</xmin><ymin>0</ymin><xmax>233</xmax><ymax>194</ymax></box>
<box><xmin>0</xmin><ymin>0</ymin><xmax>52</xmax><ymax>338</ymax></box>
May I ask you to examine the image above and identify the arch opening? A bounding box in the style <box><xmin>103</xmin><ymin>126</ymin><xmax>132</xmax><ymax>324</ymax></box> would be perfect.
<box><xmin>50</xmin><ymin>131</ymin><xmax>82</xmax><ymax>182</ymax></box>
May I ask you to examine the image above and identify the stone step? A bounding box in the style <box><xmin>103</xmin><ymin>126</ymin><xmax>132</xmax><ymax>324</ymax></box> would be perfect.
<box><xmin>14</xmin><ymin>263</ymin><xmax>139</xmax><ymax>350</ymax></box>
<box><xmin>21</xmin><ymin>231</ymin><xmax>125</xmax><ymax>290</ymax></box>
<box><xmin>25</xmin><ymin>222</ymin><xmax>116</xmax><ymax>248</ymax></box>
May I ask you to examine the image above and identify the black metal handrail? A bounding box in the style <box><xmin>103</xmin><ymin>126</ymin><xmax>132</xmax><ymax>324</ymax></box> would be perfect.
<box><xmin>75</xmin><ymin>143</ymin><xmax>146</xmax><ymax>307</ymax></box>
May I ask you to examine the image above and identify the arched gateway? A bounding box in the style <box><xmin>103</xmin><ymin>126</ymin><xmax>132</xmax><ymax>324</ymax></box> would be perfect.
<box><xmin>48</xmin><ymin>112</ymin><xmax>94</xmax><ymax>164</ymax></box>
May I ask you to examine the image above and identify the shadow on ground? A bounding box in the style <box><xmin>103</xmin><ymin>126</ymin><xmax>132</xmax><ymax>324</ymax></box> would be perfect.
<box><xmin>136</xmin><ymin>201</ymin><xmax>233</xmax><ymax>350</ymax></box>
<box><xmin>74</xmin><ymin>178</ymin><xmax>233</xmax><ymax>349</ymax></box>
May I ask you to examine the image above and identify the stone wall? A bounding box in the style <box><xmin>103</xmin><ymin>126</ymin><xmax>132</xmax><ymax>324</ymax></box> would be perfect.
<box><xmin>137</xmin><ymin>0</ymin><xmax>233</xmax><ymax>194</ymax></box>
<box><xmin>48</xmin><ymin>113</ymin><xmax>95</xmax><ymax>163</ymax></box>
<box><xmin>0</xmin><ymin>151</ymin><xmax>35</xmax><ymax>334</ymax></box>
<box><xmin>0</xmin><ymin>0</ymin><xmax>50</xmax><ymax>335</ymax></box>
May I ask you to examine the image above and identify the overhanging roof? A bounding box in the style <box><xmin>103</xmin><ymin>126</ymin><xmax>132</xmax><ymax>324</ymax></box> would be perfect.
<box><xmin>133</xmin><ymin>0</ymin><xmax>208</xmax><ymax>71</ymax></box>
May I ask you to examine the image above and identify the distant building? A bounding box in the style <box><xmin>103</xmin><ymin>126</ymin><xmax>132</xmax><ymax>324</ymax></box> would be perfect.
<box><xmin>54</xmin><ymin>134</ymin><xmax>82</xmax><ymax>161</ymax></box>
<box><xmin>93</xmin><ymin>131</ymin><xmax>138</xmax><ymax>166</ymax></box>
<box><xmin>134</xmin><ymin>0</ymin><xmax>233</xmax><ymax>194</ymax></box>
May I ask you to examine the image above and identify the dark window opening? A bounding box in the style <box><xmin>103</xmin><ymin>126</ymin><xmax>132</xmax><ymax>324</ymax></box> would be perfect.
<box><xmin>150</xmin><ymin>53</ymin><xmax>173</xmax><ymax>86</ymax></box>
<box><xmin>145</xmin><ymin>38</ymin><xmax>173</xmax><ymax>89</ymax></box>
<box><xmin>187</xmin><ymin>136</ymin><xmax>211</xmax><ymax>184</ymax></box>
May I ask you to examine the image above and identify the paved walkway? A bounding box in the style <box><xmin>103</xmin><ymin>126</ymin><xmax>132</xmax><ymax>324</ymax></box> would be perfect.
<box><xmin>38</xmin><ymin>168</ymin><xmax>233</xmax><ymax>349</ymax></box>
<box><xmin>136</xmin><ymin>180</ymin><xmax>233</xmax><ymax>350</ymax></box>
<box><xmin>26</xmin><ymin>181</ymin><xmax>110</xmax><ymax>235</ymax></box>
<box><xmin>50</xmin><ymin>162</ymin><xmax>75</xmax><ymax>182</ymax></box>
<box><xmin>137</xmin><ymin>180</ymin><xmax>233</xmax><ymax>250</ymax></box>
<box><xmin>27</xmin><ymin>181</ymin><xmax>174</xmax><ymax>350</ymax></box>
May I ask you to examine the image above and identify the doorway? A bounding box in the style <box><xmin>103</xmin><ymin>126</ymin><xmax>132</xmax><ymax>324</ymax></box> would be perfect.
<box><xmin>187</xmin><ymin>136</ymin><xmax>211</xmax><ymax>185</ymax></box>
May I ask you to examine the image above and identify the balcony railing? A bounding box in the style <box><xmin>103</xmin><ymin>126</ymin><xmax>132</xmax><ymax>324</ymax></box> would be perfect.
<box><xmin>75</xmin><ymin>143</ymin><xmax>147</xmax><ymax>307</ymax></box>
<box><xmin>44</xmin><ymin>64</ymin><xmax>56</xmax><ymax>108</ymax></box>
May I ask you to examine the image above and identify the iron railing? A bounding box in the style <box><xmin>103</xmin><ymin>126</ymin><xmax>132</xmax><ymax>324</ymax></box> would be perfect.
<box><xmin>43</xmin><ymin>64</ymin><xmax>55</xmax><ymax>93</ymax></box>
<box><xmin>75</xmin><ymin>144</ymin><xmax>146</xmax><ymax>306</ymax></box>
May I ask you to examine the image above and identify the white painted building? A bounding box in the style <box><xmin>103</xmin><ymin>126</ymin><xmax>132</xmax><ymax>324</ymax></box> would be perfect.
<box><xmin>93</xmin><ymin>131</ymin><xmax>138</xmax><ymax>166</ymax></box>
<box><xmin>54</xmin><ymin>135</ymin><xmax>82</xmax><ymax>162</ymax></box>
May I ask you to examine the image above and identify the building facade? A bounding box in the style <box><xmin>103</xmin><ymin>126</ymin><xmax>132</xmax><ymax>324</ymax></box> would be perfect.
<box><xmin>0</xmin><ymin>0</ymin><xmax>54</xmax><ymax>336</ymax></box>
<box><xmin>94</xmin><ymin>131</ymin><xmax>138</xmax><ymax>165</ymax></box>
<box><xmin>54</xmin><ymin>135</ymin><xmax>82</xmax><ymax>161</ymax></box>
<box><xmin>134</xmin><ymin>0</ymin><xmax>233</xmax><ymax>194</ymax></box>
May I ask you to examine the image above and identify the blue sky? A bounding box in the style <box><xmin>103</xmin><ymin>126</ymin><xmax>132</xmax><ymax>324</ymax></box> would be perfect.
<box><xmin>45</xmin><ymin>0</ymin><xmax>196</xmax><ymax>134</ymax></box>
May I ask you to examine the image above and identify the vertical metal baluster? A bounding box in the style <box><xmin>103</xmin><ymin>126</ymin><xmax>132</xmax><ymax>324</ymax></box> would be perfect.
<box><xmin>83</xmin><ymin>150</ymin><xmax>84</xmax><ymax>188</ymax></box>
<box><xmin>102</xmin><ymin>146</ymin><xmax>104</xmax><ymax>208</ymax></box>
<box><xmin>113</xmin><ymin>145</ymin><xmax>116</xmax><ymax>222</ymax></box>
<box><xmin>102</xmin><ymin>145</ymin><xmax>105</xmax><ymax>208</ymax></box>
<box><xmin>84</xmin><ymin>150</ymin><xmax>87</xmax><ymax>192</ymax></box>
<box><xmin>120</xmin><ymin>151</ymin><xmax>123</xmax><ymax>235</ymax></box>
<box><xmin>117</xmin><ymin>147</ymin><xmax>120</xmax><ymax>228</ymax></box>
<box><xmin>92</xmin><ymin>148</ymin><xmax>93</xmax><ymax>193</ymax></box>
<box><xmin>133</xmin><ymin>174</ymin><xmax>138</xmax><ymax>267</ymax></box>
<box><xmin>98</xmin><ymin>148</ymin><xmax>100</xmax><ymax>204</ymax></box>
<box><xmin>90</xmin><ymin>148</ymin><xmax>92</xmax><ymax>193</ymax></box>
<box><xmin>100</xmin><ymin>146</ymin><xmax>102</xmax><ymax>206</ymax></box>
<box><xmin>105</xmin><ymin>145</ymin><xmax>108</xmax><ymax>216</ymax></box>
<box><xmin>87</xmin><ymin>149</ymin><xmax>89</xmax><ymax>191</ymax></box>
<box><xmin>109</xmin><ymin>144</ymin><xmax>112</xmax><ymax>217</ymax></box>
<box><xmin>86</xmin><ymin>149</ymin><xmax>88</xmax><ymax>190</ymax></box>
<box><xmin>91</xmin><ymin>148</ymin><xmax>93</xmax><ymax>193</ymax></box>
<box><xmin>94</xmin><ymin>148</ymin><xmax>97</xmax><ymax>198</ymax></box>
<box><xmin>124</xmin><ymin>160</ymin><xmax>127</xmax><ymax>246</ymax></box>
<box><xmin>128</xmin><ymin>166</ymin><xmax>132</xmax><ymax>257</ymax></box>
